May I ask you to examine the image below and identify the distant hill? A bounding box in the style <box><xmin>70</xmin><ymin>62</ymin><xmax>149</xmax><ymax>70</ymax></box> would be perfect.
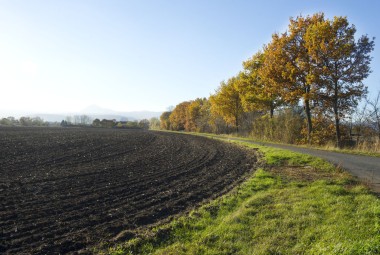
<box><xmin>0</xmin><ymin>105</ymin><xmax>162</xmax><ymax>123</ymax></box>
<box><xmin>29</xmin><ymin>112</ymin><xmax>162</xmax><ymax>123</ymax></box>
<box><xmin>79</xmin><ymin>105</ymin><xmax>162</xmax><ymax>120</ymax></box>
<box><xmin>80</xmin><ymin>105</ymin><xmax>118</xmax><ymax>115</ymax></box>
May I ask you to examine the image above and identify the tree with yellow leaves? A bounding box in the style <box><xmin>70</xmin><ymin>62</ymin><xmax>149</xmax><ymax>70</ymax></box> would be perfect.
<box><xmin>159</xmin><ymin>111</ymin><xmax>172</xmax><ymax>130</ymax></box>
<box><xmin>238</xmin><ymin>51</ymin><xmax>283</xmax><ymax>118</ymax></box>
<box><xmin>186</xmin><ymin>98</ymin><xmax>209</xmax><ymax>132</ymax></box>
<box><xmin>210</xmin><ymin>77</ymin><xmax>244</xmax><ymax>133</ymax></box>
<box><xmin>305</xmin><ymin>16</ymin><xmax>374</xmax><ymax>147</ymax></box>
<box><xmin>261</xmin><ymin>13</ymin><xmax>325</xmax><ymax>144</ymax></box>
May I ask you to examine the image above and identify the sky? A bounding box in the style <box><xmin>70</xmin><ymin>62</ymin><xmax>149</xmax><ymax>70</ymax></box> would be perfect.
<box><xmin>0</xmin><ymin>0</ymin><xmax>379</xmax><ymax>115</ymax></box>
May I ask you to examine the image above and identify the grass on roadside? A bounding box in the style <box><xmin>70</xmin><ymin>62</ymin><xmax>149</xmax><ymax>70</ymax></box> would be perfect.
<box><xmin>191</xmin><ymin>131</ymin><xmax>380</xmax><ymax>158</ymax></box>
<box><xmin>109</xmin><ymin>139</ymin><xmax>380</xmax><ymax>255</ymax></box>
<box><xmin>246</xmin><ymin>135</ymin><xmax>380</xmax><ymax>157</ymax></box>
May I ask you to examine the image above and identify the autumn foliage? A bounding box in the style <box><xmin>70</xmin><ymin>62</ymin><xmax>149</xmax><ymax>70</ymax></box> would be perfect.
<box><xmin>160</xmin><ymin>13</ymin><xmax>375</xmax><ymax>147</ymax></box>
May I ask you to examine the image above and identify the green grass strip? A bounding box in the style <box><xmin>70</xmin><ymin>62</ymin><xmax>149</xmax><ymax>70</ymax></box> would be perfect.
<box><xmin>109</xmin><ymin>137</ymin><xmax>380</xmax><ymax>255</ymax></box>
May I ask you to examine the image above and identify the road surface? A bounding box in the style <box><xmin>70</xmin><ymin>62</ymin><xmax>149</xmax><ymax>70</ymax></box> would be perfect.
<box><xmin>227</xmin><ymin>137</ymin><xmax>380</xmax><ymax>193</ymax></box>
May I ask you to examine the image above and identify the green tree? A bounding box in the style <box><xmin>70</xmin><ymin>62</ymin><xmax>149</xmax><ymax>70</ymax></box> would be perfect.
<box><xmin>92</xmin><ymin>118</ymin><xmax>101</xmax><ymax>127</ymax></box>
<box><xmin>31</xmin><ymin>117</ymin><xmax>46</xmax><ymax>126</ymax></box>
<box><xmin>100</xmin><ymin>119</ymin><xmax>116</xmax><ymax>128</ymax></box>
<box><xmin>139</xmin><ymin>119</ymin><xmax>150</xmax><ymax>129</ymax></box>
<box><xmin>149</xmin><ymin>117</ymin><xmax>161</xmax><ymax>130</ymax></box>
<box><xmin>0</xmin><ymin>118</ymin><xmax>12</xmax><ymax>126</ymax></box>
<box><xmin>20</xmin><ymin>117</ymin><xmax>32</xmax><ymax>126</ymax></box>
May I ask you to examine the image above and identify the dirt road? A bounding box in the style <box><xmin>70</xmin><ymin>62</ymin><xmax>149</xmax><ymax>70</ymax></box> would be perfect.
<box><xmin>227</xmin><ymin>138</ymin><xmax>380</xmax><ymax>193</ymax></box>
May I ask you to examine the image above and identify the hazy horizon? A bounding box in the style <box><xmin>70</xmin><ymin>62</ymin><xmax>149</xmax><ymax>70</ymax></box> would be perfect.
<box><xmin>1</xmin><ymin>1</ymin><xmax>379</xmax><ymax>114</ymax></box>
<box><xmin>0</xmin><ymin>104</ymin><xmax>163</xmax><ymax>120</ymax></box>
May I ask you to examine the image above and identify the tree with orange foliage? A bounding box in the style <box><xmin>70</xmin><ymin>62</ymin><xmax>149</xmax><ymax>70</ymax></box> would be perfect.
<box><xmin>169</xmin><ymin>101</ymin><xmax>191</xmax><ymax>131</ymax></box>
<box><xmin>305</xmin><ymin>16</ymin><xmax>374</xmax><ymax>147</ymax></box>
<box><xmin>260</xmin><ymin>13</ymin><xmax>325</xmax><ymax>144</ymax></box>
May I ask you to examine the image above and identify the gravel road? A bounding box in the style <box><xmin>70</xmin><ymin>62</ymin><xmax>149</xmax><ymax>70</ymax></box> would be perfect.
<box><xmin>228</xmin><ymin>138</ymin><xmax>380</xmax><ymax>193</ymax></box>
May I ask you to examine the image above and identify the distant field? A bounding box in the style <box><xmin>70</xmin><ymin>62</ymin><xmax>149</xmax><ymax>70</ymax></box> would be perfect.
<box><xmin>0</xmin><ymin>127</ymin><xmax>256</xmax><ymax>254</ymax></box>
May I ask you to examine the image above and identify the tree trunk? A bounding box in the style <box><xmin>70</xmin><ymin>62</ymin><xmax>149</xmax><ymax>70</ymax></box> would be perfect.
<box><xmin>235</xmin><ymin>115</ymin><xmax>239</xmax><ymax>133</ymax></box>
<box><xmin>333</xmin><ymin>83</ymin><xmax>341</xmax><ymax>148</ymax></box>
<box><xmin>270</xmin><ymin>103</ymin><xmax>274</xmax><ymax>119</ymax></box>
<box><xmin>377</xmin><ymin>117</ymin><xmax>380</xmax><ymax>141</ymax></box>
<box><xmin>334</xmin><ymin>105</ymin><xmax>341</xmax><ymax>148</ymax></box>
<box><xmin>304</xmin><ymin>99</ymin><xmax>313</xmax><ymax>144</ymax></box>
<box><xmin>235</xmin><ymin>98</ymin><xmax>240</xmax><ymax>134</ymax></box>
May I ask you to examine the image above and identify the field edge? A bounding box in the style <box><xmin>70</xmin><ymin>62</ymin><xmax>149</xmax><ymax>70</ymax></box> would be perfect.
<box><xmin>107</xmin><ymin>135</ymin><xmax>380</xmax><ymax>255</ymax></box>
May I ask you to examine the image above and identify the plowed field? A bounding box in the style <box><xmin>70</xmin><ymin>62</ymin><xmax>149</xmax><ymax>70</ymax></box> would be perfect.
<box><xmin>0</xmin><ymin>127</ymin><xmax>257</xmax><ymax>254</ymax></box>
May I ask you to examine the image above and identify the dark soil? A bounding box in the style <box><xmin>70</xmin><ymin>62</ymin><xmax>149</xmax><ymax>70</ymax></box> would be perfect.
<box><xmin>0</xmin><ymin>127</ymin><xmax>257</xmax><ymax>254</ymax></box>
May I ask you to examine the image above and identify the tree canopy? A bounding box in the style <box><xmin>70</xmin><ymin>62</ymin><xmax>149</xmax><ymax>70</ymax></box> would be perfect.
<box><xmin>159</xmin><ymin>12</ymin><xmax>375</xmax><ymax>148</ymax></box>
<box><xmin>210</xmin><ymin>77</ymin><xmax>244</xmax><ymax>132</ymax></box>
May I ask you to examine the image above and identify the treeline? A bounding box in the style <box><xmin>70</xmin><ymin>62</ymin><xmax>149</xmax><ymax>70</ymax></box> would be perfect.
<box><xmin>0</xmin><ymin>116</ymin><xmax>49</xmax><ymax>127</ymax></box>
<box><xmin>61</xmin><ymin>115</ymin><xmax>161</xmax><ymax>130</ymax></box>
<box><xmin>90</xmin><ymin>118</ymin><xmax>153</xmax><ymax>129</ymax></box>
<box><xmin>63</xmin><ymin>115</ymin><xmax>93</xmax><ymax>126</ymax></box>
<box><xmin>160</xmin><ymin>13</ymin><xmax>379</xmax><ymax>149</ymax></box>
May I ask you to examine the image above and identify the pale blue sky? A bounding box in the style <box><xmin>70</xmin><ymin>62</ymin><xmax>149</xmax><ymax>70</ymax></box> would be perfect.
<box><xmin>0</xmin><ymin>0</ymin><xmax>379</xmax><ymax>114</ymax></box>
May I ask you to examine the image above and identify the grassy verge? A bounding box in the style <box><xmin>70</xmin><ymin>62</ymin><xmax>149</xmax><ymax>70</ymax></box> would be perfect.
<box><xmin>109</xmin><ymin>138</ymin><xmax>380</xmax><ymax>255</ymax></box>
<box><xmin>184</xmin><ymin>131</ymin><xmax>380</xmax><ymax>157</ymax></box>
<box><xmin>153</xmin><ymin>129</ymin><xmax>380</xmax><ymax>157</ymax></box>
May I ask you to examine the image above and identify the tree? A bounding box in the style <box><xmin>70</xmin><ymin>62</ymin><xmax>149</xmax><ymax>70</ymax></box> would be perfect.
<box><xmin>31</xmin><ymin>117</ymin><xmax>46</xmax><ymax>126</ymax></box>
<box><xmin>186</xmin><ymin>98</ymin><xmax>209</xmax><ymax>132</ymax></box>
<box><xmin>100</xmin><ymin>119</ymin><xmax>116</xmax><ymax>128</ymax></box>
<box><xmin>197</xmin><ymin>98</ymin><xmax>212</xmax><ymax>133</ymax></box>
<box><xmin>0</xmin><ymin>118</ymin><xmax>12</xmax><ymax>126</ymax></box>
<box><xmin>7</xmin><ymin>116</ymin><xmax>18</xmax><ymax>125</ymax></box>
<box><xmin>160</xmin><ymin>111</ymin><xmax>172</xmax><ymax>130</ymax></box>
<box><xmin>261</xmin><ymin>13</ymin><xmax>325</xmax><ymax>143</ymax></box>
<box><xmin>79</xmin><ymin>115</ymin><xmax>92</xmax><ymax>125</ymax></box>
<box><xmin>367</xmin><ymin>91</ymin><xmax>380</xmax><ymax>139</ymax></box>
<box><xmin>210</xmin><ymin>77</ymin><xmax>244</xmax><ymax>133</ymax></box>
<box><xmin>169</xmin><ymin>101</ymin><xmax>191</xmax><ymax>131</ymax></box>
<box><xmin>305</xmin><ymin>16</ymin><xmax>374</xmax><ymax>147</ymax></box>
<box><xmin>20</xmin><ymin>117</ymin><xmax>32</xmax><ymax>126</ymax></box>
<box><xmin>92</xmin><ymin>118</ymin><xmax>101</xmax><ymax>127</ymax></box>
<box><xmin>238</xmin><ymin>51</ymin><xmax>283</xmax><ymax>118</ymax></box>
<box><xmin>73</xmin><ymin>115</ymin><xmax>81</xmax><ymax>125</ymax></box>
<box><xmin>139</xmin><ymin>119</ymin><xmax>150</xmax><ymax>129</ymax></box>
<box><xmin>149</xmin><ymin>117</ymin><xmax>161</xmax><ymax>130</ymax></box>
<box><xmin>126</xmin><ymin>120</ymin><xmax>139</xmax><ymax>129</ymax></box>
<box><xmin>349</xmin><ymin>103</ymin><xmax>368</xmax><ymax>145</ymax></box>
<box><xmin>65</xmin><ymin>116</ymin><xmax>73</xmax><ymax>125</ymax></box>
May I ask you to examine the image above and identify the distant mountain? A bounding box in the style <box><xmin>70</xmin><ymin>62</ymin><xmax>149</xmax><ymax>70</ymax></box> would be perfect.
<box><xmin>80</xmin><ymin>105</ymin><xmax>118</xmax><ymax>115</ymax></box>
<box><xmin>118</xmin><ymin>111</ymin><xmax>162</xmax><ymax>120</ymax></box>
